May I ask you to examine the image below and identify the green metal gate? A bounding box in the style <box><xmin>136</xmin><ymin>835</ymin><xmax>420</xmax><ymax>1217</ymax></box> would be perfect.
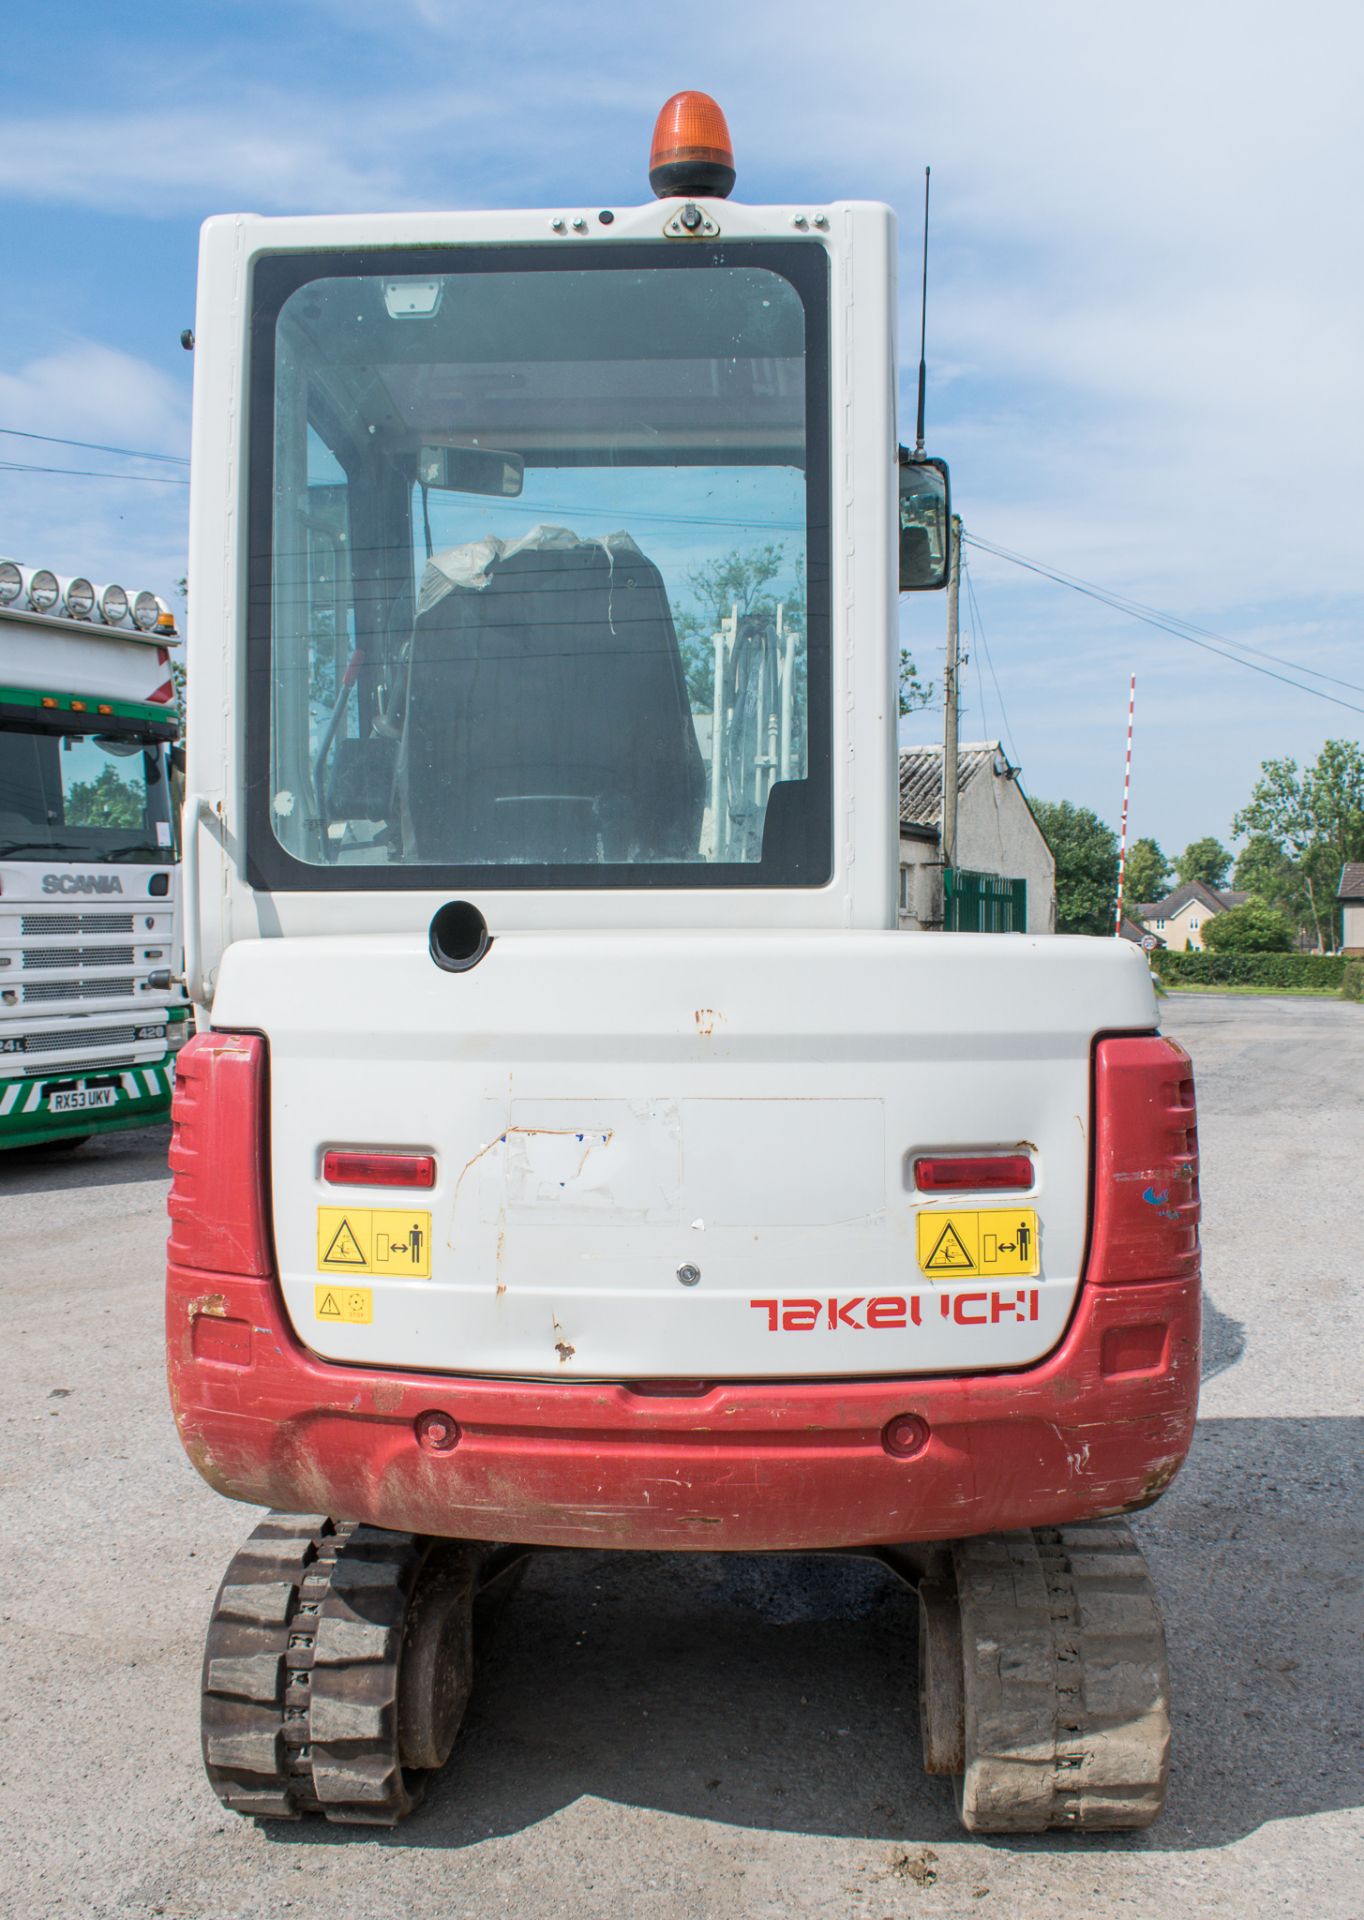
<box><xmin>944</xmin><ymin>868</ymin><xmax>1028</xmax><ymax>933</ymax></box>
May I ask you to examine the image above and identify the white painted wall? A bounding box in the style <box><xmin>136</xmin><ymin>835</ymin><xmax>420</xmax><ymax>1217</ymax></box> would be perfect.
<box><xmin>896</xmin><ymin>765</ymin><xmax>1055</xmax><ymax>934</ymax></box>
<box><xmin>956</xmin><ymin>771</ymin><xmax>1055</xmax><ymax>935</ymax></box>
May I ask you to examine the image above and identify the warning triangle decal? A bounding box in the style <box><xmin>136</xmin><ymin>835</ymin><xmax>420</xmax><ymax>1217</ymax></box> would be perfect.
<box><xmin>323</xmin><ymin>1218</ymin><xmax>367</xmax><ymax>1266</ymax></box>
<box><xmin>318</xmin><ymin>1290</ymin><xmax>342</xmax><ymax>1317</ymax></box>
<box><xmin>924</xmin><ymin>1220</ymin><xmax>977</xmax><ymax>1273</ymax></box>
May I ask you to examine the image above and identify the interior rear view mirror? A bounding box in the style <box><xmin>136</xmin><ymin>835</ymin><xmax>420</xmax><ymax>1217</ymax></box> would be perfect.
<box><xmin>419</xmin><ymin>445</ymin><xmax>524</xmax><ymax>499</ymax></box>
<box><xmin>898</xmin><ymin>452</ymin><xmax>950</xmax><ymax>590</ymax></box>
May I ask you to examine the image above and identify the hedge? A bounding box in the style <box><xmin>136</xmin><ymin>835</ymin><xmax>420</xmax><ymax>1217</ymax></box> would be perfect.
<box><xmin>1151</xmin><ymin>950</ymin><xmax>1347</xmax><ymax>990</ymax></box>
<box><xmin>1343</xmin><ymin>961</ymin><xmax>1364</xmax><ymax>1003</ymax></box>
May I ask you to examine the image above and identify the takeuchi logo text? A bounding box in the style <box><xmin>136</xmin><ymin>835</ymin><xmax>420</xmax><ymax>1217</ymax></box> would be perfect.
<box><xmin>41</xmin><ymin>874</ymin><xmax>125</xmax><ymax>894</ymax></box>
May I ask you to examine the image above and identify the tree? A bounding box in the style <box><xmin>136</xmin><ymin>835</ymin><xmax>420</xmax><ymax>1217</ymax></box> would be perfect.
<box><xmin>1175</xmin><ymin>836</ymin><xmax>1232</xmax><ymax>890</ymax></box>
<box><xmin>675</xmin><ymin>543</ymin><xmax>794</xmax><ymax>709</ymax></box>
<box><xmin>1032</xmin><ymin>799</ymin><xmax>1119</xmax><ymax>936</ymax></box>
<box><xmin>1233</xmin><ymin>739</ymin><xmax>1364</xmax><ymax>950</ymax></box>
<box><xmin>1234</xmin><ymin>832</ymin><xmax>1310</xmax><ymax>929</ymax></box>
<box><xmin>1123</xmin><ymin>837</ymin><xmax>1170</xmax><ymax>908</ymax></box>
<box><xmin>898</xmin><ymin>648</ymin><xmax>933</xmax><ymax>717</ymax></box>
<box><xmin>1202</xmin><ymin>901</ymin><xmax>1294</xmax><ymax>953</ymax></box>
<box><xmin>171</xmin><ymin>574</ymin><xmax>188</xmax><ymax>722</ymax></box>
<box><xmin>66</xmin><ymin>763</ymin><xmax>144</xmax><ymax>830</ymax></box>
<box><xmin>673</xmin><ymin>543</ymin><xmax>929</xmax><ymax>719</ymax></box>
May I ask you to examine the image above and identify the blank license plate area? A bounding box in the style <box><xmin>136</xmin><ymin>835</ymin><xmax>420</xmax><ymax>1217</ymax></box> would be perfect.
<box><xmin>48</xmin><ymin>1087</ymin><xmax>117</xmax><ymax>1113</ymax></box>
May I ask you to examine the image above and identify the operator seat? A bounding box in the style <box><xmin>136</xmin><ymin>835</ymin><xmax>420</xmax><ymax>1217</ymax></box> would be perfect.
<box><xmin>399</xmin><ymin>534</ymin><xmax>705</xmax><ymax>866</ymax></box>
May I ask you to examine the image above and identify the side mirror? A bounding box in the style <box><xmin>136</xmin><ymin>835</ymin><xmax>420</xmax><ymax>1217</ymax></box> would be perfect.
<box><xmin>898</xmin><ymin>452</ymin><xmax>950</xmax><ymax>591</ymax></box>
<box><xmin>419</xmin><ymin>444</ymin><xmax>524</xmax><ymax>499</ymax></box>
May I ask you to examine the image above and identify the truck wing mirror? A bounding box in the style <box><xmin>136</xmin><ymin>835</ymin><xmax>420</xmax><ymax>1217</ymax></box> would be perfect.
<box><xmin>898</xmin><ymin>452</ymin><xmax>950</xmax><ymax>591</ymax></box>
<box><xmin>419</xmin><ymin>445</ymin><xmax>524</xmax><ymax>499</ymax></box>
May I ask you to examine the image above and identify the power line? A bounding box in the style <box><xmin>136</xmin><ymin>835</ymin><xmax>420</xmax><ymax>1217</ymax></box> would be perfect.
<box><xmin>966</xmin><ymin>531</ymin><xmax>1364</xmax><ymax>710</ymax></box>
<box><xmin>963</xmin><ymin>558</ymin><xmax>1022</xmax><ymax>767</ymax></box>
<box><xmin>0</xmin><ymin>425</ymin><xmax>188</xmax><ymax>466</ymax></box>
<box><xmin>0</xmin><ymin>458</ymin><xmax>188</xmax><ymax>487</ymax></box>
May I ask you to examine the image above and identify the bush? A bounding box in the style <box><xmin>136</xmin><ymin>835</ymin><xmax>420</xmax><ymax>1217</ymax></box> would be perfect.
<box><xmin>1152</xmin><ymin>950</ymin><xmax>1346</xmax><ymax>991</ymax></box>
<box><xmin>1201</xmin><ymin>901</ymin><xmax>1295</xmax><ymax>953</ymax></box>
<box><xmin>1342</xmin><ymin>961</ymin><xmax>1364</xmax><ymax>1003</ymax></box>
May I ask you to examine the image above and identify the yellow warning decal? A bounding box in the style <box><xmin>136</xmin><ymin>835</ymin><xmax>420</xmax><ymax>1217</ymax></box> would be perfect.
<box><xmin>316</xmin><ymin>1208</ymin><xmax>432</xmax><ymax>1278</ymax></box>
<box><xmin>916</xmin><ymin>1208</ymin><xmax>1040</xmax><ymax>1278</ymax></box>
<box><xmin>314</xmin><ymin>1284</ymin><xmax>373</xmax><ymax>1325</ymax></box>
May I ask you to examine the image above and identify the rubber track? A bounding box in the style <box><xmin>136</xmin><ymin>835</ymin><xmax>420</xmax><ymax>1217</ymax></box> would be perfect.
<box><xmin>954</xmin><ymin>1520</ymin><xmax>1171</xmax><ymax>1832</ymax></box>
<box><xmin>201</xmin><ymin>1513</ymin><xmax>430</xmax><ymax>1824</ymax></box>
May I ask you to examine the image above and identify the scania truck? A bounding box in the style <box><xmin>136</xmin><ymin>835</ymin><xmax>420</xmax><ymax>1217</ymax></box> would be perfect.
<box><xmin>0</xmin><ymin>559</ymin><xmax>189</xmax><ymax>1149</ymax></box>
<box><xmin>167</xmin><ymin>93</ymin><xmax>1200</xmax><ymax>1832</ymax></box>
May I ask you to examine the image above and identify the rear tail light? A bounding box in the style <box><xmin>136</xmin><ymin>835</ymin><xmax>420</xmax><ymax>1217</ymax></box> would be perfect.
<box><xmin>914</xmin><ymin>1153</ymin><xmax>1033</xmax><ymax>1192</ymax></box>
<box><xmin>323</xmin><ymin>1149</ymin><xmax>435</xmax><ymax>1189</ymax></box>
<box><xmin>1089</xmin><ymin>1035</ymin><xmax>1200</xmax><ymax>1285</ymax></box>
<box><xmin>167</xmin><ymin>1032</ymin><xmax>273</xmax><ymax>1275</ymax></box>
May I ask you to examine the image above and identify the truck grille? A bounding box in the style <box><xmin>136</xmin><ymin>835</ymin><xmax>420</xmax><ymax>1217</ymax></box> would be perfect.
<box><xmin>21</xmin><ymin>1024</ymin><xmax>137</xmax><ymax>1055</ymax></box>
<box><xmin>23</xmin><ymin>946</ymin><xmax>135</xmax><ymax>969</ymax></box>
<box><xmin>20</xmin><ymin>913</ymin><xmax>136</xmax><ymax>936</ymax></box>
<box><xmin>23</xmin><ymin>979</ymin><xmax>136</xmax><ymax>1003</ymax></box>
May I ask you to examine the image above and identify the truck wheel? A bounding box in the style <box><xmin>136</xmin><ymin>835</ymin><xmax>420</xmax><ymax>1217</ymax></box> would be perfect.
<box><xmin>201</xmin><ymin>1513</ymin><xmax>490</xmax><ymax>1825</ymax></box>
<box><xmin>918</xmin><ymin>1521</ymin><xmax>1171</xmax><ymax>1833</ymax></box>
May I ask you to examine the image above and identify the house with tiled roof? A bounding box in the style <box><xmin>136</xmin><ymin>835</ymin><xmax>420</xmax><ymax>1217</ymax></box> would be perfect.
<box><xmin>1135</xmin><ymin>879</ymin><xmax>1248</xmax><ymax>952</ymax></box>
<box><xmin>1339</xmin><ymin>864</ymin><xmax>1364</xmax><ymax>956</ymax></box>
<box><xmin>897</xmin><ymin>742</ymin><xmax>1056</xmax><ymax>934</ymax></box>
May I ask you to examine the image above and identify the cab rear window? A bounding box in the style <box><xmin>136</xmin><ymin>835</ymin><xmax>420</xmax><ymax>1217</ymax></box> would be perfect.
<box><xmin>246</xmin><ymin>242</ymin><xmax>831</xmax><ymax>891</ymax></box>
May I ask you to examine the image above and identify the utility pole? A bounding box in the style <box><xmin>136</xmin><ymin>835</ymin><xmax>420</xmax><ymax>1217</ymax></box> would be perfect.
<box><xmin>942</xmin><ymin>514</ymin><xmax>963</xmax><ymax>907</ymax></box>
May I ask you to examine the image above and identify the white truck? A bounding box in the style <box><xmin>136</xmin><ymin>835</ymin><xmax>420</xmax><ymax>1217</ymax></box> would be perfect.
<box><xmin>167</xmin><ymin>94</ymin><xmax>1201</xmax><ymax>1833</ymax></box>
<box><xmin>0</xmin><ymin>559</ymin><xmax>189</xmax><ymax>1149</ymax></box>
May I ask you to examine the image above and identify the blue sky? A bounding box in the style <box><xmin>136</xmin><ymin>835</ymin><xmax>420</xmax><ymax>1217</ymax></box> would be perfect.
<box><xmin>1</xmin><ymin>0</ymin><xmax>1360</xmax><ymax>858</ymax></box>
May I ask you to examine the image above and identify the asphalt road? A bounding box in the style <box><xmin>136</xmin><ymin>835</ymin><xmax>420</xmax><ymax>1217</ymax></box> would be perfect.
<box><xmin>2</xmin><ymin>994</ymin><xmax>1361</xmax><ymax>1919</ymax></box>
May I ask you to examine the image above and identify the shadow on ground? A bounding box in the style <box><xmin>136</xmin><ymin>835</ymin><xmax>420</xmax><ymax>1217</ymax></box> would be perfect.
<box><xmin>0</xmin><ymin>1123</ymin><xmax>169</xmax><ymax>1196</ymax></box>
<box><xmin>262</xmin><ymin>1414</ymin><xmax>1361</xmax><ymax>1859</ymax></box>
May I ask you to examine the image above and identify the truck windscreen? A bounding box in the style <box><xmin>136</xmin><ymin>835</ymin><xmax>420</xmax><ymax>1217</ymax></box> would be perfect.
<box><xmin>248</xmin><ymin>242</ymin><xmax>831</xmax><ymax>890</ymax></box>
<box><xmin>0</xmin><ymin>725</ymin><xmax>174</xmax><ymax>863</ymax></box>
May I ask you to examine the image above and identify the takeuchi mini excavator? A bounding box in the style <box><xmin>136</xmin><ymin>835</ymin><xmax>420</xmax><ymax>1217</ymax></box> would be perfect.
<box><xmin>167</xmin><ymin>93</ymin><xmax>1200</xmax><ymax>1832</ymax></box>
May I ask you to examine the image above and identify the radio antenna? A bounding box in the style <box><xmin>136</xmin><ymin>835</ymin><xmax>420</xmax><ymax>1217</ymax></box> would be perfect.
<box><xmin>915</xmin><ymin>165</ymin><xmax>931</xmax><ymax>454</ymax></box>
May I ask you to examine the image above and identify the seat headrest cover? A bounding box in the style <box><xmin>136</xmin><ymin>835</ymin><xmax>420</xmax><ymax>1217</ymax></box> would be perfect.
<box><xmin>417</xmin><ymin>524</ymin><xmax>646</xmax><ymax>618</ymax></box>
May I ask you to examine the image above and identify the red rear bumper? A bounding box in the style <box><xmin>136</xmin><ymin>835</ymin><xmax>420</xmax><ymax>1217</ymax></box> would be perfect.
<box><xmin>167</xmin><ymin>1265</ymin><xmax>1199</xmax><ymax>1551</ymax></box>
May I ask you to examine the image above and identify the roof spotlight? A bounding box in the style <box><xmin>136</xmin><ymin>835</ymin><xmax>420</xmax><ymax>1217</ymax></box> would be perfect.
<box><xmin>99</xmin><ymin>583</ymin><xmax>129</xmax><ymax>625</ymax></box>
<box><xmin>26</xmin><ymin>568</ymin><xmax>60</xmax><ymax>611</ymax></box>
<box><xmin>0</xmin><ymin>559</ymin><xmax>21</xmax><ymax>605</ymax></box>
<box><xmin>63</xmin><ymin>576</ymin><xmax>96</xmax><ymax>619</ymax></box>
<box><xmin>132</xmin><ymin>589</ymin><xmax>160</xmax><ymax>631</ymax></box>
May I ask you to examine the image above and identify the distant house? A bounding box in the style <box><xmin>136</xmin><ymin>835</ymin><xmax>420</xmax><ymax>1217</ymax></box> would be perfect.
<box><xmin>1119</xmin><ymin>916</ymin><xmax>1163</xmax><ymax>948</ymax></box>
<box><xmin>1136</xmin><ymin>880</ymin><xmax>1248</xmax><ymax>952</ymax></box>
<box><xmin>897</xmin><ymin>742</ymin><xmax>1056</xmax><ymax>934</ymax></box>
<box><xmin>1339</xmin><ymin>864</ymin><xmax>1364</xmax><ymax>957</ymax></box>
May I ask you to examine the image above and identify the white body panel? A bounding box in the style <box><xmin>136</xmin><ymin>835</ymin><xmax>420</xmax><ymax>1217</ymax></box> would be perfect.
<box><xmin>212</xmin><ymin>930</ymin><xmax>1157</xmax><ymax>1379</ymax></box>
<box><xmin>0</xmin><ymin>607</ymin><xmax>174</xmax><ymax>706</ymax></box>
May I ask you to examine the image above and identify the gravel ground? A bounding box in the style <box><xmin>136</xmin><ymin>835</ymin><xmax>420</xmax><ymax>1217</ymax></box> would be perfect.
<box><xmin>2</xmin><ymin>993</ymin><xmax>1361</xmax><ymax>1919</ymax></box>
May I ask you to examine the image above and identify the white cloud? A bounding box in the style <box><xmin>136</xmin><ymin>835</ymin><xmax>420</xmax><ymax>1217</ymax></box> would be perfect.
<box><xmin>0</xmin><ymin>340</ymin><xmax>187</xmax><ymax>452</ymax></box>
<box><xmin>0</xmin><ymin>103</ymin><xmax>416</xmax><ymax>216</ymax></box>
<box><xmin>0</xmin><ymin>342</ymin><xmax>188</xmax><ymax>593</ymax></box>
